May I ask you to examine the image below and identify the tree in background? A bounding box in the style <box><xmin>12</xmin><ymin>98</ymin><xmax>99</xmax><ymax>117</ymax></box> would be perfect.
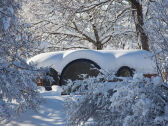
<box><xmin>22</xmin><ymin>0</ymin><xmax>138</xmax><ymax>51</ymax></box>
<box><xmin>0</xmin><ymin>0</ymin><xmax>41</xmax><ymax>122</ymax></box>
<box><xmin>128</xmin><ymin>0</ymin><xmax>150</xmax><ymax>51</ymax></box>
<box><xmin>59</xmin><ymin>0</ymin><xmax>150</xmax><ymax>51</ymax></box>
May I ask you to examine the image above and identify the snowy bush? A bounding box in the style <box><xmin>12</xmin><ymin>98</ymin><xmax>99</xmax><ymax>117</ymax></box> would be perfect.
<box><xmin>0</xmin><ymin>56</ymin><xmax>42</xmax><ymax>122</ymax></box>
<box><xmin>65</xmin><ymin>74</ymin><xmax>168</xmax><ymax>126</ymax></box>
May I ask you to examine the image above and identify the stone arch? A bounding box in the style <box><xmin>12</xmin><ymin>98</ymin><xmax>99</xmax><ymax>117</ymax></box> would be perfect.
<box><xmin>60</xmin><ymin>59</ymin><xmax>101</xmax><ymax>85</ymax></box>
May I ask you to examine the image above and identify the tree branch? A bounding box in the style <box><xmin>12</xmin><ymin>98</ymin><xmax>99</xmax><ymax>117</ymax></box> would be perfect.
<box><xmin>72</xmin><ymin>22</ymin><xmax>96</xmax><ymax>44</ymax></box>
<box><xmin>62</xmin><ymin>46</ymin><xmax>89</xmax><ymax>50</ymax></box>
<box><xmin>0</xmin><ymin>10</ymin><xmax>9</xmax><ymax>16</ymax></box>
<box><xmin>76</xmin><ymin>0</ymin><xmax>113</xmax><ymax>13</ymax></box>
<box><xmin>102</xmin><ymin>35</ymin><xmax>112</xmax><ymax>45</ymax></box>
<box><xmin>45</xmin><ymin>32</ymin><xmax>85</xmax><ymax>39</ymax></box>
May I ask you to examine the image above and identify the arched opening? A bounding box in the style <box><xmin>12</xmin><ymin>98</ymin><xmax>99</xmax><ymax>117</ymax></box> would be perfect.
<box><xmin>60</xmin><ymin>59</ymin><xmax>101</xmax><ymax>85</ymax></box>
<box><xmin>116</xmin><ymin>66</ymin><xmax>134</xmax><ymax>77</ymax></box>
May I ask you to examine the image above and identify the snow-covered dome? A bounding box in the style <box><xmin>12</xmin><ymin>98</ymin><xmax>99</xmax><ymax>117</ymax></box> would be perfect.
<box><xmin>27</xmin><ymin>49</ymin><xmax>156</xmax><ymax>74</ymax></box>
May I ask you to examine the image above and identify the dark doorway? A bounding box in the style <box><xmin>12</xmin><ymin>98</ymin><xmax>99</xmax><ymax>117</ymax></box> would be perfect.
<box><xmin>60</xmin><ymin>59</ymin><xmax>101</xmax><ymax>85</ymax></box>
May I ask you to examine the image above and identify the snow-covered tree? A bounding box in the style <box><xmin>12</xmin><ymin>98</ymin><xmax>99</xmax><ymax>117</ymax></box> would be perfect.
<box><xmin>0</xmin><ymin>0</ymin><xmax>41</xmax><ymax>122</ymax></box>
<box><xmin>22</xmin><ymin>0</ymin><xmax>139</xmax><ymax>51</ymax></box>
<box><xmin>65</xmin><ymin>74</ymin><xmax>168</xmax><ymax>126</ymax></box>
<box><xmin>138</xmin><ymin>0</ymin><xmax>168</xmax><ymax>81</ymax></box>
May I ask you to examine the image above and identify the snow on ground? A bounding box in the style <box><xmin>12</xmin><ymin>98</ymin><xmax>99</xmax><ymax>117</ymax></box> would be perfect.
<box><xmin>5</xmin><ymin>86</ymin><xmax>66</xmax><ymax>126</ymax></box>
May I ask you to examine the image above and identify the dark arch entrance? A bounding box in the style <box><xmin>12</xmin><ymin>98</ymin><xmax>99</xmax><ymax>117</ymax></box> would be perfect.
<box><xmin>60</xmin><ymin>59</ymin><xmax>101</xmax><ymax>85</ymax></box>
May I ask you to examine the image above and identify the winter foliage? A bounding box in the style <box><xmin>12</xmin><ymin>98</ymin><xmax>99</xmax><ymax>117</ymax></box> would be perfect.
<box><xmin>22</xmin><ymin>0</ymin><xmax>139</xmax><ymax>51</ymax></box>
<box><xmin>0</xmin><ymin>0</ymin><xmax>41</xmax><ymax>123</ymax></box>
<box><xmin>143</xmin><ymin>0</ymin><xmax>168</xmax><ymax>78</ymax></box>
<box><xmin>21</xmin><ymin>0</ymin><xmax>168</xmax><ymax>52</ymax></box>
<box><xmin>65</xmin><ymin>74</ymin><xmax>168</xmax><ymax>126</ymax></box>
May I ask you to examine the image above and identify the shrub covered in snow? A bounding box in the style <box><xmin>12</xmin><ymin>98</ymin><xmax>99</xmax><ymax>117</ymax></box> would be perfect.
<box><xmin>0</xmin><ymin>56</ymin><xmax>43</xmax><ymax>123</ymax></box>
<box><xmin>65</xmin><ymin>73</ymin><xmax>168</xmax><ymax>126</ymax></box>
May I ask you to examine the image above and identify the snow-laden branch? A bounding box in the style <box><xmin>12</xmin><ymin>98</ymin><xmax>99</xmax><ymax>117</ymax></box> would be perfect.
<box><xmin>76</xmin><ymin>0</ymin><xmax>113</xmax><ymax>13</ymax></box>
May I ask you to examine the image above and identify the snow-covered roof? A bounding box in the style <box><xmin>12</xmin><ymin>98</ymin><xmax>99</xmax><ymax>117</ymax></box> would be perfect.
<box><xmin>27</xmin><ymin>49</ymin><xmax>157</xmax><ymax>74</ymax></box>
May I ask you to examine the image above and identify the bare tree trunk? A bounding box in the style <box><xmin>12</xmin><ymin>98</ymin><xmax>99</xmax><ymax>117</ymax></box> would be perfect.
<box><xmin>92</xmin><ymin>24</ymin><xmax>103</xmax><ymax>50</ymax></box>
<box><xmin>129</xmin><ymin>0</ymin><xmax>150</xmax><ymax>51</ymax></box>
<box><xmin>96</xmin><ymin>43</ymin><xmax>103</xmax><ymax>50</ymax></box>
